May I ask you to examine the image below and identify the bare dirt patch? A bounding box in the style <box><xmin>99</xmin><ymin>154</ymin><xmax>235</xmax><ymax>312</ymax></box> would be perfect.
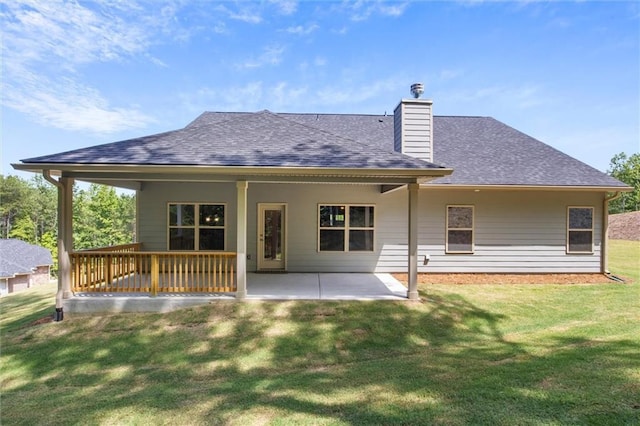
<box><xmin>392</xmin><ymin>273</ymin><xmax>618</xmax><ymax>285</ymax></box>
<box><xmin>27</xmin><ymin>316</ymin><xmax>54</xmax><ymax>327</ymax></box>
<box><xmin>609</xmin><ymin>211</ymin><xmax>640</xmax><ymax>241</ymax></box>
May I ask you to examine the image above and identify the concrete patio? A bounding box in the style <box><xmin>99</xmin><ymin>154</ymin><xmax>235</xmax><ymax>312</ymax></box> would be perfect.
<box><xmin>63</xmin><ymin>273</ymin><xmax>409</xmax><ymax>313</ymax></box>
<box><xmin>246</xmin><ymin>272</ymin><xmax>407</xmax><ymax>300</ymax></box>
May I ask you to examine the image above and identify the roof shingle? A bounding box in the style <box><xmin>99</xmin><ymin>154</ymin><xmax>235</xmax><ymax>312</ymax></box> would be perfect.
<box><xmin>20</xmin><ymin>109</ymin><xmax>628</xmax><ymax>188</ymax></box>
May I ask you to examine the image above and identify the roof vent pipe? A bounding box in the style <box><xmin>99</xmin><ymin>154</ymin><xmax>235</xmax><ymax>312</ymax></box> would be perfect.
<box><xmin>410</xmin><ymin>83</ymin><xmax>424</xmax><ymax>99</ymax></box>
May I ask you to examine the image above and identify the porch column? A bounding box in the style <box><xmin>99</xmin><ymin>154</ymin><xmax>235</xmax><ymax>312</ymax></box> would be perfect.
<box><xmin>60</xmin><ymin>177</ymin><xmax>74</xmax><ymax>299</ymax></box>
<box><xmin>407</xmin><ymin>183</ymin><xmax>419</xmax><ymax>300</ymax></box>
<box><xmin>236</xmin><ymin>181</ymin><xmax>248</xmax><ymax>299</ymax></box>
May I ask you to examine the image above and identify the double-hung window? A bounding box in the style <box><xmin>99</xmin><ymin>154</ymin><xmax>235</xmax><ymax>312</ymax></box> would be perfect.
<box><xmin>446</xmin><ymin>205</ymin><xmax>474</xmax><ymax>253</ymax></box>
<box><xmin>567</xmin><ymin>207</ymin><xmax>593</xmax><ymax>253</ymax></box>
<box><xmin>318</xmin><ymin>205</ymin><xmax>375</xmax><ymax>252</ymax></box>
<box><xmin>168</xmin><ymin>203</ymin><xmax>225</xmax><ymax>251</ymax></box>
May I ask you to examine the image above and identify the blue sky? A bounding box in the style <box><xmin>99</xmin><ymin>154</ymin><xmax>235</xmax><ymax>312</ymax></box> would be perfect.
<box><xmin>2</xmin><ymin>0</ymin><xmax>639</xmax><ymax>180</ymax></box>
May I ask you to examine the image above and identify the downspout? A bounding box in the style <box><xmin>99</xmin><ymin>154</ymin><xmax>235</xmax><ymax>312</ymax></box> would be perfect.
<box><xmin>42</xmin><ymin>171</ymin><xmax>65</xmax><ymax>320</ymax></box>
<box><xmin>602</xmin><ymin>192</ymin><xmax>622</xmax><ymax>274</ymax></box>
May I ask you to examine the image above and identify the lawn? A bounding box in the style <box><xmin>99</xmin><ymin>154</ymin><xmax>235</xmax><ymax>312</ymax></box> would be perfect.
<box><xmin>1</xmin><ymin>240</ymin><xmax>639</xmax><ymax>425</ymax></box>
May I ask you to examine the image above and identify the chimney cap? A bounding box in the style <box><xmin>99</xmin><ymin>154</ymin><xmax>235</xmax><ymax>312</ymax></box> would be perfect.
<box><xmin>410</xmin><ymin>83</ymin><xmax>425</xmax><ymax>99</ymax></box>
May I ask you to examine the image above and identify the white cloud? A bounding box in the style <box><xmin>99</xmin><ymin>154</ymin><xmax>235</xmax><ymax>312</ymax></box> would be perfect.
<box><xmin>314</xmin><ymin>56</ymin><xmax>327</xmax><ymax>67</ymax></box>
<box><xmin>444</xmin><ymin>84</ymin><xmax>546</xmax><ymax>110</ymax></box>
<box><xmin>2</xmin><ymin>69</ymin><xmax>153</xmax><ymax>133</ymax></box>
<box><xmin>236</xmin><ymin>45</ymin><xmax>286</xmax><ymax>69</ymax></box>
<box><xmin>283</xmin><ymin>23</ymin><xmax>319</xmax><ymax>35</ymax></box>
<box><xmin>180</xmin><ymin>82</ymin><xmax>266</xmax><ymax>113</ymax></box>
<box><xmin>0</xmin><ymin>0</ymin><xmax>175</xmax><ymax>133</ymax></box>
<box><xmin>315</xmin><ymin>77</ymin><xmax>400</xmax><ymax>105</ymax></box>
<box><xmin>215</xmin><ymin>4</ymin><xmax>263</xmax><ymax>24</ymax></box>
<box><xmin>269</xmin><ymin>0</ymin><xmax>298</xmax><ymax>15</ymax></box>
<box><xmin>3</xmin><ymin>0</ymin><xmax>150</xmax><ymax>66</ymax></box>
<box><xmin>344</xmin><ymin>0</ymin><xmax>410</xmax><ymax>22</ymax></box>
<box><xmin>269</xmin><ymin>82</ymin><xmax>309</xmax><ymax>108</ymax></box>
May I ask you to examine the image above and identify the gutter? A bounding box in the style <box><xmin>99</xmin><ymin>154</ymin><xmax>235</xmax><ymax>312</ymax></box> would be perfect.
<box><xmin>602</xmin><ymin>192</ymin><xmax>622</xmax><ymax>274</ymax></box>
<box><xmin>42</xmin><ymin>171</ymin><xmax>65</xmax><ymax>321</ymax></box>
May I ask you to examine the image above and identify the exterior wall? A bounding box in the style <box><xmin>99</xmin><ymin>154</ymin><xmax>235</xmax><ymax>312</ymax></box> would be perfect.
<box><xmin>138</xmin><ymin>182</ymin><xmax>239</xmax><ymax>252</ymax></box>
<box><xmin>377</xmin><ymin>189</ymin><xmax>605</xmax><ymax>273</ymax></box>
<box><xmin>138</xmin><ymin>181</ymin><xmax>605</xmax><ymax>274</ymax></box>
<box><xmin>31</xmin><ymin>266</ymin><xmax>51</xmax><ymax>285</ymax></box>
<box><xmin>393</xmin><ymin>99</ymin><xmax>433</xmax><ymax>162</ymax></box>
<box><xmin>0</xmin><ymin>267</ymin><xmax>50</xmax><ymax>296</ymax></box>
<box><xmin>9</xmin><ymin>274</ymin><xmax>30</xmax><ymax>293</ymax></box>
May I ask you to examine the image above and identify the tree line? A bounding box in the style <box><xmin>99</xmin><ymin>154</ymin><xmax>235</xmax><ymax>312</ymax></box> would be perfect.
<box><xmin>1</xmin><ymin>174</ymin><xmax>136</xmax><ymax>274</ymax></box>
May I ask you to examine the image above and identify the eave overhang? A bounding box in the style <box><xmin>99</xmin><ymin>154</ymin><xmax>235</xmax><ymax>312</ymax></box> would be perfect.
<box><xmin>12</xmin><ymin>162</ymin><xmax>454</xmax><ymax>187</ymax></box>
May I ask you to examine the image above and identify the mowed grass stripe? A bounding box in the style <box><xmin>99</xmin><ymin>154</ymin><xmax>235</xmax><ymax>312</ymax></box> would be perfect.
<box><xmin>1</xmin><ymin>240</ymin><xmax>638</xmax><ymax>425</ymax></box>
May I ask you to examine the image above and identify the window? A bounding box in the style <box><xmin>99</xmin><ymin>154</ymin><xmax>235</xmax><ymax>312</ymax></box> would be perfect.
<box><xmin>319</xmin><ymin>205</ymin><xmax>374</xmax><ymax>252</ymax></box>
<box><xmin>446</xmin><ymin>205</ymin><xmax>474</xmax><ymax>253</ymax></box>
<box><xmin>567</xmin><ymin>207</ymin><xmax>593</xmax><ymax>253</ymax></box>
<box><xmin>168</xmin><ymin>203</ymin><xmax>225</xmax><ymax>251</ymax></box>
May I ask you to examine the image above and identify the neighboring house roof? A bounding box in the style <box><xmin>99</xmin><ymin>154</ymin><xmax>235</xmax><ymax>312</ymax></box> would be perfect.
<box><xmin>0</xmin><ymin>239</ymin><xmax>53</xmax><ymax>279</ymax></box>
<box><xmin>18</xmin><ymin>109</ymin><xmax>627</xmax><ymax>188</ymax></box>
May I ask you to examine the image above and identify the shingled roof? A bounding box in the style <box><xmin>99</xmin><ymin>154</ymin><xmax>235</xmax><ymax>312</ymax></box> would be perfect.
<box><xmin>188</xmin><ymin>111</ymin><xmax>627</xmax><ymax>188</ymax></box>
<box><xmin>21</xmin><ymin>111</ymin><xmax>444</xmax><ymax>171</ymax></box>
<box><xmin>0</xmin><ymin>239</ymin><xmax>53</xmax><ymax>279</ymax></box>
<box><xmin>19</xmin><ymin>109</ymin><xmax>627</xmax><ymax>188</ymax></box>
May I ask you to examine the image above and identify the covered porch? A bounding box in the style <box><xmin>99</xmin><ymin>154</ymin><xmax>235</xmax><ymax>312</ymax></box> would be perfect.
<box><xmin>45</xmin><ymin>175</ymin><xmax>432</xmax><ymax>309</ymax></box>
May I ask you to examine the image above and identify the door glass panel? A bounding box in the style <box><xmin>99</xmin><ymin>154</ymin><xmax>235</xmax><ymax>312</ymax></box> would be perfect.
<box><xmin>263</xmin><ymin>209</ymin><xmax>282</xmax><ymax>260</ymax></box>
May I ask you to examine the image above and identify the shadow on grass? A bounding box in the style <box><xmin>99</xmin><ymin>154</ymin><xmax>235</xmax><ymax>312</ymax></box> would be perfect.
<box><xmin>0</xmin><ymin>286</ymin><xmax>56</xmax><ymax>334</ymax></box>
<box><xmin>1</xmin><ymin>290</ymin><xmax>639</xmax><ymax>425</ymax></box>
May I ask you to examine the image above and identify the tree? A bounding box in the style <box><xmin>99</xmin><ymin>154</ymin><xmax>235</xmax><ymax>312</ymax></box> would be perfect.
<box><xmin>73</xmin><ymin>184</ymin><xmax>136</xmax><ymax>249</ymax></box>
<box><xmin>1</xmin><ymin>174</ymin><xmax>135</xmax><ymax>257</ymax></box>
<box><xmin>0</xmin><ymin>175</ymin><xmax>35</xmax><ymax>239</ymax></box>
<box><xmin>607</xmin><ymin>152</ymin><xmax>640</xmax><ymax>214</ymax></box>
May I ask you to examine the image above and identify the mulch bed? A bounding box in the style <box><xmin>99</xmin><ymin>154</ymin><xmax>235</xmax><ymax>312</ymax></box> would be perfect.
<box><xmin>392</xmin><ymin>273</ymin><xmax>627</xmax><ymax>285</ymax></box>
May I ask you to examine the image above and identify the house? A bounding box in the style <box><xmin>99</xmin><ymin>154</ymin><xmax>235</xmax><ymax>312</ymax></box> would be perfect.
<box><xmin>12</xmin><ymin>87</ymin><xmax>631</xmax><ymax>306</ymax></box>
<box><xmin>0</xmin><ymin>239</ymin><xmax>53</xmax><ymax>296</ymax></box>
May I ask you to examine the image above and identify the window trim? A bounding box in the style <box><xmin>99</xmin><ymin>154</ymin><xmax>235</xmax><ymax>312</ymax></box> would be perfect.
<box><xmin>167</xmin><ymin>202</ymin><xmax>227</xmax><ymax>251</ymax></box>
<box><xmin>446</xmin><ymin>205</ymin><xmax>475</xmax><ymax>254</ymax></box>
<box><xmin>317</xmin><ymin>204</ymin><xmax>376</xmax><ymax>252</ymax></box>
<box><xmin>566</xmin><ymin>206</ymin><xmax>594</xmax><ymax>254</ymax></box>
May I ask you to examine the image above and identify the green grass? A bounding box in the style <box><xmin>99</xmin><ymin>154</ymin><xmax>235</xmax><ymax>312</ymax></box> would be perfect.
<box><xmin>609</xmin><ymin>239</ymin><xmax>640</xmax><ymax>282</ymax></box>
<box><xmin>1</xmin><ymin>240</ymin><xmax>639</xmax><ymax>425</ymax></box>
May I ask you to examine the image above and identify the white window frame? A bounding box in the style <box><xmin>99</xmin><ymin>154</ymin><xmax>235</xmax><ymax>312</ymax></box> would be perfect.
<box><xmin>167</xmin><ymin>202</ymin><xmax>226</xmax><ymax>251</ymax></box>
<box><xmin>566</xmin><ymin>206</ymin><xmax>594</xmax><ymax>254</ymax></box>
<box><xmin>318</xmin><ymin>204</ymin><xmax>375</xmax><ymax>252</ymax></box>
<box><xmin>446</xmin><ymin>205</ymin><xmax>475</xmax><ymax>254</ymax></box>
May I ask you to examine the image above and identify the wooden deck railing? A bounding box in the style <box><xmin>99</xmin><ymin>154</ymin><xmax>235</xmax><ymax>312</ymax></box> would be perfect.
<box><xmin>71</xmin><ymin>245</ymin><xmax>237</xmax><ymax>294</ymax></box>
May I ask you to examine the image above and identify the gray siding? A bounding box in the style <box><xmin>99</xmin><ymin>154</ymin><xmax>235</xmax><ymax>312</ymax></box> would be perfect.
<box><xmin>393</xmin><ymin>99</ymin><xmax>433</xmax><ymax>162</ymax></box>
<box><xmin>376</xmin><ymin>189</ymin><xmax>605</xmax><ymax>273</ymax></box>
<box><xmin>138</xmin><ymin>182</ymin><xmax>239</xmax><ymax>252</ymax></box>
<box><xmin>138</xmin><ymin>181</ymin><xmax>605</xmax><ymax>273</ymax></box>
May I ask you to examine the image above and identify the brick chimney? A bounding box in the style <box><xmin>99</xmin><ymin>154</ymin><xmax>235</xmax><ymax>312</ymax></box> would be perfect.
<box><xmin>393</xmin><ymin>83</ymin><xmax>433</xmax><ymax>163</ymax></box>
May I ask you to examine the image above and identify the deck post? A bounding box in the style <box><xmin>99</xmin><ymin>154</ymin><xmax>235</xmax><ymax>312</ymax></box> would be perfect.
<box><xmin>150</xmin><ymin>255</ymin><xmax>159</xmax><ymax>296</ymax></box>
<box><xmin>236</xmin><ymin>181</ymin><xmax>248</xmax><ymax>299</ymax></box>
<box><xmin>60</xmin><ymin>177</ymin><xmax>74</xmax><ymax>299</ymax></box>
<box><xmin>407</xmin><ymin>183</ymin><xmax>419</xmax><ymax>300</ymax></box>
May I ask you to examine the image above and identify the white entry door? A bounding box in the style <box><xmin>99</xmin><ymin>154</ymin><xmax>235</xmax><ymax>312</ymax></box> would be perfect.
<box><xmin>257</xmin><ymin>204</ymin><xmax>286</xmax><ymax>270</ymax></box>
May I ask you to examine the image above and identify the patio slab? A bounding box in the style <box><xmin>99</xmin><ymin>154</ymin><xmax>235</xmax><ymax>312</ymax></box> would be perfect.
<box><xmin>247</xmin><ymin>272</ymin><xmax>407</xmax><ymax>301</ymax></box>
<box><xmin>63</xmin><ymin>273</ymin><xmax>409</xmax><ymax>313</ymax></box>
